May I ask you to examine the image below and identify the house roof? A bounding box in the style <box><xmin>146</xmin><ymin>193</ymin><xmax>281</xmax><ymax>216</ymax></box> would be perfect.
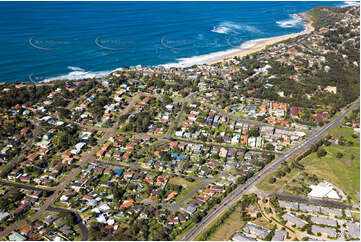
<box><xmin>9</xmin><ymin>232</ymin><xmax>26</xmax><ymax>241</ymax></box>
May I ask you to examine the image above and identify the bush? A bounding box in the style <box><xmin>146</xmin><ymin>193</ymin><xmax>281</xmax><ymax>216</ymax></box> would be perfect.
<box><xmin>317</xmin><ymin>147</ymin><xmax>327</xmax><ymax>158</ymax></box>
<box><xmin>336</xmin><ymin>152</ymin><xmax>343</xmax><ymax>159</ymax></box>
<box><xmin>269</xmin><ymin>177</ymin><xmax>277</xmax><ymax>184</ymax></box>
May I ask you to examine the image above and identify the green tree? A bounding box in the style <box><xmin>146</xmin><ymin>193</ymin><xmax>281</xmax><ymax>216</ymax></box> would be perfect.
<box><xmin>317</xmin><ymin>147</ymin><xmax>327</xmax><ymax>158</ymax></box>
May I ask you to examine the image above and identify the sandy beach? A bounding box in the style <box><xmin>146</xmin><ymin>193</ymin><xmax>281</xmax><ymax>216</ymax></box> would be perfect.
<box><xmin>207</xmin><ymin>13</ymin><xmax>314</xmax><ymax>65</ymax></box>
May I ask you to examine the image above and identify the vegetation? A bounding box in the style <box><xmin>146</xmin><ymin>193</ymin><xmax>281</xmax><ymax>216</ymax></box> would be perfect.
<box><xmin>257</xmin><ymin>126</ymin><xmax>360</xmax><ymax>204</ymax></box>
<box><xmin>196</xmin><ymin>194</ymin><xmax>258</xmax><ymax>241</ymax></box>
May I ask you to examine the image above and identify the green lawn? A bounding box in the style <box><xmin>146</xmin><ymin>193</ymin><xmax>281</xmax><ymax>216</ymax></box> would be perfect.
<box><xmin>301</xmin><ymin>143</ymin><xmax>360</xmax><ymax>203</ymax></box>
<box><xmin>257</xmin><ymin>126</ymin><xmax>360</xmax><ymax>204</ymax></box>
<box><xmin>195</xmin><ymin>207</ymin><xmax>246</xmax><ymax>241</ymax></box>
<box><xmin>168</xmin><ymin>177</ymin><xmax>201</xmax><ymax>202</ymax></box>
<box><xmin>328</xmin><ymin>125</ymin><xmax>355</xmax><ymax>139</ymax></box>
<box><xmin>100</xmin><ymin>174</ymin><xmax>111</xmax><ymax>182</ymax></box>
<box><xmin>256</xmin><ymin>164</ymin><xmax>300</xmax><ymax>194</ymax></box>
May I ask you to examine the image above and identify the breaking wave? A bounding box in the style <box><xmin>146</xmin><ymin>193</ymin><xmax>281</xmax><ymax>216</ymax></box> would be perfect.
<box><xmin>211</xmin><ymin>21</ymin><xmax>261</xmax><ymax>34</ymax></box>
<box><xmin>67</xmin><ymin>66</ymin><xmax>85</xmax><ymax>71</ymax></box>
<box><xmin>42</xmin><ymin>69</ymin><xmax>110</xmax><ymax>82</ymax></box>
<box><xmin>161</xmin><ymin>38</ymin><xmax>267</xmax><ymax>68</ymax></box>
<box><xmin>276</xmin><ymin>14</ymin><xmax>305</xmax><ymax>28</ymax></box>
<box><xmin>342</xmin><ymin>1</ymin><xmax>360</xmax><ymax>7</ymax></box>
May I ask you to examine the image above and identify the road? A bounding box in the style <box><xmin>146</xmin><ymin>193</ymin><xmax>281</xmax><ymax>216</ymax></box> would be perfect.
<box><xmin>92</xmin><ymin>159</ymin><xmax>222</xmax><ymax>212</ymax></box>
<box><xmin>169</xmin><ymin>169</ymin><xmax>229</xmax><ymax>211</ymax></box>
<box><xmin>93</xmin><ymin>160</ymin><xmax>207</xmax><ymax>182</ymax></box>
<box><xmin>180</xmin><ymin>99</ymin><xmax>359</xmax><ymax>241</ymax></box>
<box><xmin>0</xmin><ymin>181</ymin><xmax>87</xmax><ymax>240</ymax></box>
<box><xmin>167</xmin><ymin>93</ymin><xmax>195</xmax><ymax>139</ymax></box>
<box><xmin>0</xmin><ymin>92</ymin><xmax>150</xmax><ymax>238</ymax></box>
<box><xmin>0</xmin><ymin>180</ymin><xmax>54</xmax><ymax>193</ymax></box>
<box><xmin>0</xmin><ymin>92</ymin><xmax>152</xmax><ymax>237</ymax></box>
<box><xmin>270</xmin><ymin>193</ymin><xmax>352</xmax><ymax>209</ymax></box>
<box><xmin>46</xmin><ymin>206</ymin><xmax>88</xmax><ymax>241</ymax></box>
<box><xmin>0</xmin><ymin>122</ymin><xmax>39</xmax><ymax>177</ymax></box>
<box><xmin>166</xmin><ymin>137</ymin><xmax>282</xmax><ymax>155</ymax></box>
<box><xmin>197</xmin><ymin>96</ymin><xmax>310</xmax><ymax>134</ymax></box>
<box><xmin>0</xmin><ymin>124</ymin><xmax>117</xmax><ymax>238</ymax></box>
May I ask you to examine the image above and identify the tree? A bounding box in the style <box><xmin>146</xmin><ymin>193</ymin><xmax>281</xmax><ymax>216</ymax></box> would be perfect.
<box><xmin>317</xmin><ymin>147</ymin><xmax>327</xmax><ymax>158</ymax></box>
<box><xmin>269</xmin><ymin>177</ymin><xmax>277</xmax><ymax>184</ymax></box>
<box><xmin>336</xmin><ymin>152</ymin><xmax>343</xmax><ymax>159</ymax></box>
<box><xmin>60</xmin><ymin>212</ymin><xmax>77</xmax><ymax>226</ymax></box>
<box><xmin>247</xmin><ymin>128</ymin><xmax>260</xmax><ymax>137</ymax></box>
<box><xmin>265</xmin><ymin>143</ymin><xmax>274</xmax><ymax>151</ymax></box>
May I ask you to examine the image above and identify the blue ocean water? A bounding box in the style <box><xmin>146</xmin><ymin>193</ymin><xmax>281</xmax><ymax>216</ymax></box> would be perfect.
<box><xmin>0</xmin><ymin>1</ymin><xmax>355</xmax><ymax>83</ymax></box>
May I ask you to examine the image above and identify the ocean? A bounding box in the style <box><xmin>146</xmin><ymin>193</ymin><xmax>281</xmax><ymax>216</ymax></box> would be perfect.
<box><xmin>0</xmin><ymin>1</ymin><xmax>357</xmax><ymax>83</ymax></box>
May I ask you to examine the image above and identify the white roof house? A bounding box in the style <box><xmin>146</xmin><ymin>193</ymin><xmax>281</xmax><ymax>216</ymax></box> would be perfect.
<box><xmin>308</xmin><ymin>181</ymin><xmax>340</xmax><ymax>200</ymax></box>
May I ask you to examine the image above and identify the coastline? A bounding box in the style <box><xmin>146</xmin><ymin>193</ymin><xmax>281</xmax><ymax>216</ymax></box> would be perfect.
<box><xmin>207</xmin><ymin>12</ymin><xmax>314</xmax><ymax>65</ymax></box>
<box><xmin>3</xmin><ymin>1</ymin><xmax>357</xmax><ymax>84</ymax></box>
<box><xmin>30</xmin><ymin>13</ymin><xmax>315</xmax><ymax>83</ymax></box>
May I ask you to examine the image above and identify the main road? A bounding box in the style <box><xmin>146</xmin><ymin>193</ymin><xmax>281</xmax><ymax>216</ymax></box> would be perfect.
<box><xmin>181</xmin><ymin>99</ymin><xmax>359</xmax><ymax>241</ymax></box>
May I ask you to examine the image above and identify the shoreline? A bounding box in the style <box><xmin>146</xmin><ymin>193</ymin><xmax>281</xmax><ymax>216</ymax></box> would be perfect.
<box><xmin>207</xmin><ymin>12</ymin><xmax>314</xmax><ymax>65</ymax></box>
<box><xmin>8</xmin><ymin>13</ymin><xmax>315</xmax><ymax>84</ymax></box>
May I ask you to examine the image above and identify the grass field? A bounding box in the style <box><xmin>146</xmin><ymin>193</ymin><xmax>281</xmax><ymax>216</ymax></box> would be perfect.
<box><xmin>257</xmin><ymin>126</ymin><xmax>360</xmax><ymax>204</ymax></box>
<box><xmin>168</xmin><ymin>177</ymin><xmax>201</xmax><ymax>202</ymax></box>
<box><xmin>195</xmin><ymin>206</ymin><xmax>246</xmax><ymax>241</ymax></box>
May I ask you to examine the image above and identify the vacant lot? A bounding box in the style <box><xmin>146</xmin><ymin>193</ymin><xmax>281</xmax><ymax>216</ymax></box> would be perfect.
<box><xmin>195</xmin><ymin>206</ymin><xmax>246</xmax><ymax>241</ymax></box>
<box><xmin>257</xmin><ymin>126</ymin><xmax>360</xmax><ymax>204</ymax></box>
<box><xmin>168</xmin><ymin>177</ymin><xmax>201</xmax><ymax>202</ymax></box>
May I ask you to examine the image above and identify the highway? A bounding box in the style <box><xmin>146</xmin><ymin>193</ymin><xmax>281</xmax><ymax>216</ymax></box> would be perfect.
<box><xmin>181</xmin><ymin>99</ymin><xmax>359</xmax><ymax>241</ymax></box>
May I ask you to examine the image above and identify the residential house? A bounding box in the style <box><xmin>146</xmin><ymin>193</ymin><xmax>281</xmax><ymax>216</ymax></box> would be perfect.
<box><xmin>271</xmin><ymin>229</ymin><xmax>287</xmax><ymax>241</ymax></box>
<box><xmin>282</xmin><ymin>213</ymin><xmax>307</xmax><ymax>228</ymax></box>
<box><xmin>232</xmin><ymin>232</ymin><xmax>257</xmax><ymax>241</ymax></box>
<box><xmin>242</xmin><ymin>222</ymin><xmax>270</xmax><ymax>239</ymax></box>
<box><xmin>311</xmin><ymin>215</ymin><xmax>337</xmax><ymax>227</ymax></box>
<box><xmin>311</xmin><ymin>225</ymin><xmax>337</xmax><ymax>238</ymax></box>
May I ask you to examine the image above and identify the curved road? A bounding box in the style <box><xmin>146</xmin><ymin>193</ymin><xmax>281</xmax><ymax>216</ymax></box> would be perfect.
<box><xmin>181</xmin><ymin>100</ymin><xmax>359</xmax><ymax>241</ymax></box>
<box><xmin>0</xmin><ymin>181</ymin><xmax>87</xmax><ymax>240</ymax></box>
<box><xmin>47</xmin><ymin>206</ymin><xmax>88</xmax><ymax>241</ymax></box>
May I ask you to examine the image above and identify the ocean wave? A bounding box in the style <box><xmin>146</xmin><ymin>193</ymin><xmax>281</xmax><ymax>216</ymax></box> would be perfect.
<box><xmin>341</xmin><ymin>1</ymin><xmax>360</xmax><ymax>7</ymax></box>
<box><xmin>67</xmin><ymin>66</ymin><xmax>85</xmax><ymax>71</ymax></box>
<box><xmin>161</xmin><ymin>38</ymin><xmax>267</xmax><ymax>68</ymax></box>
<box><xmin>42</xmin><ymin>70</ymin><xmax>110</xmax><ymax>82</ymax></box>
<box><xmin>211</xmin><ymin>21</ymin><xmax>261</xmax><ymax>34</ymax></box>
<box><xmin>276</xmin><ymin>14</ymin><xmax>305</xmax><ymax>28</ymax></box>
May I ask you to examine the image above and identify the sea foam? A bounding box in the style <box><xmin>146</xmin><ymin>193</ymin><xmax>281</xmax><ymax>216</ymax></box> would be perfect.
<box><xmin>161</xmin><ymin>38</ymin><xmax>267</xmax><ymax>68</ymax></box>
<box><xmin>42</xmin><ymin>69</ymin><xmax>110</xmax><ymax>82</ymax></box>
<box><xmin>211</xmin><ymin>21</ymin><xmax>261</xmax><ymax>34</ymax></box>
<box><xmin>276</xmin><ymin>14</ymin><xmax>305</xmax><ymax>28</ymax></box>
<box><xmin>342</xmin><ymin>1</ymin><xmax>360</xmax><ymax>7</ymax></box>
<box><xmin>67</xmin><ymin>66</ymin><xmax>85</xmax><ymax>71</ymax></box>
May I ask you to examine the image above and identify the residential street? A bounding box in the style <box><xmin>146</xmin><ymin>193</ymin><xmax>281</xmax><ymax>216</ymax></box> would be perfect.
<box><xmin>181</xmin><ymin>99</ymin><xmax>360</xmax><ymax>241</ymax></box>
<box><xmin>0</xmin><ymin>122</ymin><xmax>39</xmax><ymax>177</ymax></box>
